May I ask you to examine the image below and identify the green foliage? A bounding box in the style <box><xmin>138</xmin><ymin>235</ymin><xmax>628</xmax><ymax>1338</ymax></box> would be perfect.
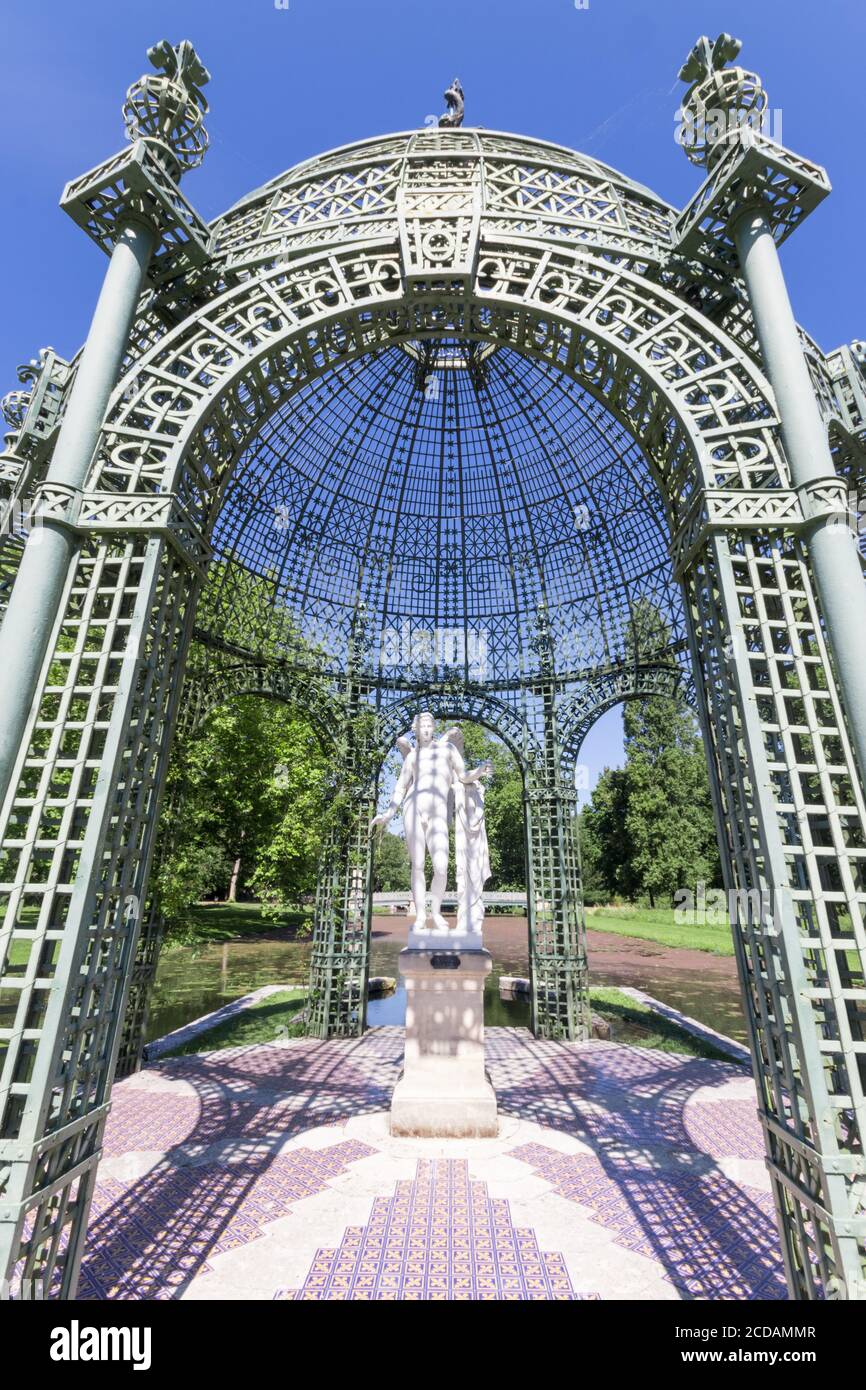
<box><xmin>165</xmin><ymin>901</ymin><xmax>312</xmax><ymax>944</ymax></box>
<box><xmin>581</xmin><ymin>601</ymin><xmax>721</xmax><ymax>905</ymax></box>
<box><xmin>158</xmin><ymin>843</ymin><xmax>233</xmax><ymax>940</ymax></box>
<box><xmin>374</xmin><ymin>832</ymin><xmax>411</xmax><ymax>891</ymax></box>
<box><xmin>158</xmin><ymin>696</ymin><xmax>329</xmax><ymax>938</ymax></box>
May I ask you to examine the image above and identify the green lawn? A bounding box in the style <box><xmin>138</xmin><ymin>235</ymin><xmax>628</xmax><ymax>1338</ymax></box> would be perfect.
<box><xmin>159</xmin><ymin>988</ymin><xmax>307</xmax><ymax>1057</ymax></box>
<box><xmin>585</xmin><ymin>905</ymin><xmax>735</xmax><ymax>957</ymax></box>
<box><xmin>589</xmin><ymin>986</ymin><xmax>739</xmax><ymax>1062</ymax></box>
<box><xmin>170</xmin><ymin>901</ymin><xmax>314</xmax><ymax>945</ymax></box>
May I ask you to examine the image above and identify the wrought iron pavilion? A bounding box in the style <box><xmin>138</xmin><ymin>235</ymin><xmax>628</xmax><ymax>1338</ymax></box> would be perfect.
<box><xmin>1</xmin><ymin>34</ymin><xmax>865</xmax><ymax>1301</ymax></box>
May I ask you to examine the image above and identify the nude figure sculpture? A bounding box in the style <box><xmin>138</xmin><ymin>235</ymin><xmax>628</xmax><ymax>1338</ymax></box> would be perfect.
<box><xmin>370</xmin><ymin>712</ymin><xmax>492</xmax><ymax>937</ymax></box>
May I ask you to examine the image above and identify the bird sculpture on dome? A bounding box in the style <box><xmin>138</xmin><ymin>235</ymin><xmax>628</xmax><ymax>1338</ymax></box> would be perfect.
<box><xmin>438</xmin><ymin>78</ymin><xmax>465</xmax><ymax>128</ymax></box>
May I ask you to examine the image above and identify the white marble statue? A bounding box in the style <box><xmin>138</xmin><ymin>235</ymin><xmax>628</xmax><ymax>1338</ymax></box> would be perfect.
<box><xmin>448</xmin><ymin>728</ymin><xmax>492</xmax><ymax>936</ymax></box>
<box><xmin>370</xmin><ymin>712</ymin><xmax>492</xmax><ymax>938</ymax></box>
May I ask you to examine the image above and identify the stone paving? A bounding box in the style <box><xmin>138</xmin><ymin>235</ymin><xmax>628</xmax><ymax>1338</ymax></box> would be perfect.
<box><xmin>78</xmin><ymin>1027</ymin><xmax>788</xmax><ymax>1301</ymax></box>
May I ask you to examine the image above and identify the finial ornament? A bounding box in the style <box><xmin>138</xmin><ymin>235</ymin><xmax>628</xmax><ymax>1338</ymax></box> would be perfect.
<box><xmin>122</xmin><ymin>39</ymin><xmax>211</xmax><ymax>173</ymax></box>
<box><xmin>438</xmin><ymin>79</ymin><xmax>465</xmax><ymax>129</ymax></box>
<box><xmin>677</xmin><ymin>33</ymin><xmax>767</xmax><ymax>169</ymax></box>
<box><xmin>678</xmin><ymin>33</ymin><xmax>742</xmax><ymax>86</ymax></box>
<box><xmin>1</xmin><ymin>390</ymin><xmax>29</xmax><ymax>433</ymax></box>
<box><xmin>0</xmin><ymin>350</ymin><xmax>54</xmax><ymax>433</ymax></box>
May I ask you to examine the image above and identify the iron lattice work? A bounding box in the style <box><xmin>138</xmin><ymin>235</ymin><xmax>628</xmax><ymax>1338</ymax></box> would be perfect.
<box><xmin>1</xmin><ymin>38</ymin><xmax>866</xmax><ymax>1301</ymax></box>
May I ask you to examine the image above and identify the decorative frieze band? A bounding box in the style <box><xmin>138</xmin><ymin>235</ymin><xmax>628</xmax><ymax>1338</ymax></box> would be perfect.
<box><xmin>29</xmin><ymin>484</ymin><xmax>211</xmax><ymax>575</ymax></box>
<box><xmin>670</xmin><ymin>479</ymin><xmax>854</xmax><ymax>576</ymax></box>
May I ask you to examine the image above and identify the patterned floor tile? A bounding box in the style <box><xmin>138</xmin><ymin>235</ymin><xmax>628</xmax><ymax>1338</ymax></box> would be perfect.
<box><xmin>511</xmin><ymin>1143</ymin><xmax>787</xmax><ymax>1300</ymax></box>
<box><xmin>276</xmin><ymin>1159</ymin><xmax>599</xmax><ymax>1301</ymax></box>
<box><xmin>67</xmin><ymin>1029</ymin><xmax>788</xmax><ymax>1301</ymax></box>
<box><xmin>78</xmin><ymin>1140</ymin><xmax>376</xmax><ymax>1299</ymax></box>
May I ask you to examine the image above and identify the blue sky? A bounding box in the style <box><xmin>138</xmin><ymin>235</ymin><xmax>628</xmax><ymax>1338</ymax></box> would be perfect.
<box><xmin>1</xmin><ymin>0</ymin><xmax>862</xmax><ymax>794</ymax></box>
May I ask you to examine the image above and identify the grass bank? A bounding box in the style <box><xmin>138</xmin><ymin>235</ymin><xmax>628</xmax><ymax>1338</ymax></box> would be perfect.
<box><xmin>585</xmin><ymin>905</ymin><xmax>735</xmax><ymax>957</ymax></box>
<box><xmin>157</xmin><ymin>980</ymin><xmax>736</xmax><ymax>1064</ymax></box>
<box><xmin>589</xmin><ymin>986</ymin><xmax>739</xmax><ymax>1062</ymax></box>
<box><xmin>159</xmin><ymin>987</ymin><xmax>307</xmax><ymax>1056</ymax></box>
<box><xmin>166</xmin><ymin>901</ymin><xmax>314</xmax><ymax>945</ymax></box>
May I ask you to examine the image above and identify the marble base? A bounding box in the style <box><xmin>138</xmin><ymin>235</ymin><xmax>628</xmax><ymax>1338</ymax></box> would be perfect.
<box><xmin>406</xmin><ymin>926</ymin><xmax>483</xmax><ymax>952</ymax></box>
<box><xmin>390</xmin><ymin>947</ymin><xmax>498</xmax><ymax>1138</ymax></box>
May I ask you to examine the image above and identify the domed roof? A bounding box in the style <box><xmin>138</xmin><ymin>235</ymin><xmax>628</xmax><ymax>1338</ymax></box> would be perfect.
<box><xmin>209</xmin><ymin>128</ymin><xmax>676</xmax><ymax>273</ymax></box>
<box><xmin>205</xmin><ymin>337</ymin><xmax>687</xmax><ymax>688</ymax></box>
<box><xmin>196</xmin><ymin>129</ymin><xmax>687</xmax><ymax>694</ymax></box>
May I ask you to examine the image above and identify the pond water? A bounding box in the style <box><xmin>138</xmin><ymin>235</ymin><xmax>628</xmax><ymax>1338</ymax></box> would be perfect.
<box><xmin>145</xmin><ymin>915</ymin><xmax>746</xmax><ymax>1044</ymax></box>
<box><xmin>145</xmin><ymin>929</ymin><xmax>530</xmax><ymax>1042</ymax></box>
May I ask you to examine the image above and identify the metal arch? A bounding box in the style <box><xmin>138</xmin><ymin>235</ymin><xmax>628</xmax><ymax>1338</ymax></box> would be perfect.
<box><xmin>558</xmin><ymin>661</ymin><xmax>689</xmax><ymax>781</ymax></box>
<box><xmin>0</xmin><ymin>111</ymin><xmax>865</xmax><ymax>1304</ymax></box>
<box><xmin>372</xmin><ymin>688</ymin><xmax>539</xmax><ymax>774</ymax></box>
<box><xmin>85</xmin><ymin>241</ymin><xmax>788</xmax><ymax>517</ymax></box>
<box><xmin>178</xmin><ymin>651</ymin><xmax>346</xmax><ymax>749</ymax></box>
<box><xmin>115</xmin><ymin>647</ymin><xmax>349</xmax><ymax>1078</ymax></box>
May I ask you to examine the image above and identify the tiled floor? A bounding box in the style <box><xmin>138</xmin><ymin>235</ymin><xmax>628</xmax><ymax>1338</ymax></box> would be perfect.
<box><xmin>76</xmin><ymin>1028</ymin><xmax>787</xmax><ymax>1301</ymax></box>
<box><xmin>277</xmin><ymin>1158</ymin><xmax>592</xmax><ymax>1300</ymax></box>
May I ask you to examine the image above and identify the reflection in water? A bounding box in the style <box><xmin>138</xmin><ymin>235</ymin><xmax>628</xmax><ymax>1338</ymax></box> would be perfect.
<box><xmin>146</xmin><ymin>933</ymin><xmax>529</xmax><ymax>1041</ymax></box>
<box><xmin>146</xmin><ymin>917</ymin><xmax>746</xmax><ymax>1044</ymax></box>
<box><xmin>146</xmin><ymin>938</ymin><xmax>312</xmax><ymax>1042</ymax></box>
<box><xmin>365</xmin><ymin>934</ymin><xmax>531</xmax><ymax>1028</ymax></box>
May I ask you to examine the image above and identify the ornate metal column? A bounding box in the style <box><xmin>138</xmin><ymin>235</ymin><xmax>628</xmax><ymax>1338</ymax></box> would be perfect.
<box><xmin>307</xmin><ymin>623</ymin><xmax>377</xmax><ymax>1039</ymax></box>
<box><xmin>306</xmin><ymin>778</ymin><xmax>376</xmax><ymax>1039</ymax></box>
<box><xmin>677</xmin><ymin>34</ymin><xmax>866</xmax><ymax>788</ymax></box>
<box><xmin>525</xmin><ymin>607</ymin><xmax>591</xmax><ymax>1041</ymax></box>
<box><xmin>0</xmin><ymin>39</ymin><xmax>211</xmax><ymax>1301</ymax></box>
<box><xmin>674</xmin><ymin>35</ymin><xmax>866</xmax><ymax>1299</ymax></box>
<box><xmin>733</xmin><ymin>216</ymin><xmax>866</xmax><ymax>777</ymax></box>
<box><xmin>0</xmin><ymin>350</ymin><xmax>72</xmax><ymax>515</ymax></box>
<box><xmin>0</xmin><ymin>41</ymin><xmax>211</xmax><ymax>813</ymax></box>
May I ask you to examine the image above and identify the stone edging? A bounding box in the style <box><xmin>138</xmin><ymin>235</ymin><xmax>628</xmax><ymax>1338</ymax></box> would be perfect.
<box><xmin>143</xmin><ymin>983</ymin><xmax>302</xmax><ymax>1062</ymax></box>
<box><xmin>616</xmin><ymin>986</ymin><xmax>750</xmax><ymax>1064</ymax></box>
<box><xmin>142</xmin><ymin>980</ymin><xmax>749</xmax><ymax>1067</ymax></box>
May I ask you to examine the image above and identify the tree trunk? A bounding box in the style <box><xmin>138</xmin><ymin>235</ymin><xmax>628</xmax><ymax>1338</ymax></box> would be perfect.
<box><xmin>228</xmin><ymin>855</ymin><xmax>242</xmax><ymax>902</ymax></box>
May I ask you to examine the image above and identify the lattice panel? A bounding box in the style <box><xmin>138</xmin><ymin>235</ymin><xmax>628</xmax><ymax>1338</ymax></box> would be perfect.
<box><xmin>0</xmin><ymin>535</ymin><xmax>196</xmax><ymax>1296</ymax></box>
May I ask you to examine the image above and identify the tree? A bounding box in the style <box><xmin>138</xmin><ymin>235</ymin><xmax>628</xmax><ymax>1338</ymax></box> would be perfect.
<box><xmin>156</xmin><ymin>555</ymin><xmax>337</xmax><ymax>934</ymax></box>
<box><xmin>574</xmin><ymin>808</ymin><xmax>606</xmax><ymax>899</ymax></box>
<box><xmin>374</xmin><ymin>832</ymin><xmax>411</xmax><ymax>891</ymax></box>
<box><xmin>619</xmin><ymin>694</ymin><xmax>721</xmax><ymax>905</ymax></box>
<box><xmin>580</xmin><ymin>768</ymin><xmax>633</xmax><ymax>898</ymax></box>
<box><xmin>157</xmin><ymin>696</ymin><xmax>329</xmax><ymax>933</ymax></box>
<box><xmin>579</xmin><ymin>598</ymin><xmax>721</xmax><ymax>904</ymax></box>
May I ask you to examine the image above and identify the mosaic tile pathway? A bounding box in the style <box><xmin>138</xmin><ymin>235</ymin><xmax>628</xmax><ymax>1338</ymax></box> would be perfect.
<box><xmin>277</xmin><ymin>1159</ymin><xmax>592</xmax><ymax>1300</ymax></box>
<box><xmin>75</xmin><ymin>1027</ymin><xmax>787</xmax><ymax>1301</ymax></box>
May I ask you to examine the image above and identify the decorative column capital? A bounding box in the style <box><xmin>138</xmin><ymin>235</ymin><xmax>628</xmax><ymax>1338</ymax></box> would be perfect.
<box><xmin>60</xmin><ymin>40</ymin><xmax>213</xmax><ymax>284</ymax></box>
<box><xmin>59</xmin><ymin>41</ymin><xmax>212</xmax><ymax>282</ymax></box>
<box><xmin>670</xmin><ymin>34</ymin><xmax>829</xmax><ymax>275</ymax></box>
<box><xmin>677</xmin><ymin>33</ymin><xmax>767</xmax><ymax>171</ymax></box>
<box><xmin>1</xmin><ymin>348</ymin><xmax>71</xmax><ymax>464</ymax></box>
<box><xmin>122</xmin><ymin>39</ymin><xmax>211</xmax><ymax>179</ymax></box>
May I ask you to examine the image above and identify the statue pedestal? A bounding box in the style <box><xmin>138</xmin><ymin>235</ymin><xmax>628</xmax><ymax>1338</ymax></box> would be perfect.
<box><xmin>407</xmin><ymin>926</ymin><xmax>482</xmax><ymax>952</ymax></box>
<box><xmin>390</xmin><ymin>947</ymin><xmax>498</xmax><ymax>1138</ymax></box>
